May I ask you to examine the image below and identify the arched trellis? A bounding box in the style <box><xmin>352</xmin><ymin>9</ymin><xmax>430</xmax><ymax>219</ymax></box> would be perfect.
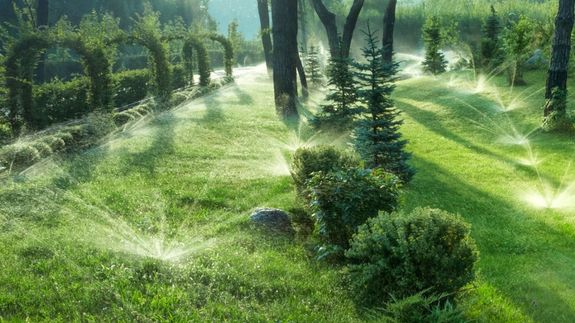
<box><xmin>6</xmin><ymin>32</ymin><xmax>112</xmax><ymax>131</ymax></box>
<box><xmin>204</xmin><ymin>33</ymin><xmax>234</xmax><ymax>78</ymax></box>
<box><xmin>111</xmin><ymin>32</ymin><xmax>172</xmax><ymax>99</ymax></box>
<box><xmin>183</xmin><ymin>34</ymin><xmax>211</xmax><ymax>87</ymax></box>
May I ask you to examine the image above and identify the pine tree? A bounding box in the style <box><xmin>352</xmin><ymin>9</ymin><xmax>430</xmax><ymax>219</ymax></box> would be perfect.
<box><xmin>481</xmin><ymin>5</ymin><xmax>504</xmax><ymax>70</ymax></box>
<box><xmin>422</xmin><ymin>16</ymin><xmax>447</xmax><ymax>75</ymax></box>
<box><xmin>312</xmin><ymin>43</ymin><xmax>359</xmax><ymax>132</ymax></box>
<box><xmin>354</xmin><ymin>26</ymin><xmax>414</xmax><ymax>182</ymax></box>
<box><xmin>305</xmin><ymin>45</ymin><xmax>323</xmax><ymax>87</ymax></box>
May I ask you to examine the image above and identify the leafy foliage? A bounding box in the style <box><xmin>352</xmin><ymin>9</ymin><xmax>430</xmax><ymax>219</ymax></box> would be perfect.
<box><xmin>422</xmin><ymin>16</ymin><xmax>448</xmax><ymax>75</ymax></box>
<box><xmin>183</xmin><ymin>34</ymin><xmax>211</xmax><ymax>87</ymax></box>
<box><xmin>290</xmin><ymin>145</ymin><xmax>359</xmax><ymax>198</ymax></box>
<box><xmin>113</xmin><ymin>69</ymin><xmax>150</xmax><ymax>107</ymax></box>
<box><xmin>346</xmin><ymin>207</ymin><xmax>478</xmax><ymax>305</ymax></box>
<box><xmin>131</xmin><ymin>6</ymin><xmax>172</xmax><ymax>98</ymax></box>
<box><xmin>502</xmin><ymin>15</ymin><xmax>534</xmax><ymax>85</ymax></box>
<box><xmin>5</xmin><ymin>13</ymin><xmax>119</xmax><ymax>132</ymax></box>
<box><xmin>32</xmin><ymin>77</ymin><xmax>90</xmax><ymax>128</ymax></box>
<box><xmin>308</xmin><ymin>168</ymin><xmax>401</xmax><ymax>250</ymax></box>
<box><xmin>207</xmin><ymin>33</ymin><xmax>234</xmax><ymax>77</ymax></box>
<box><xmin>353</xmin><ymin>26</ymin><xmax>413</xmax><ymax>182</ymax></box>
<box><xmin>374</xmin><ymin>292</ymin><xmax>466</xmax><ymax>323</ymax></box>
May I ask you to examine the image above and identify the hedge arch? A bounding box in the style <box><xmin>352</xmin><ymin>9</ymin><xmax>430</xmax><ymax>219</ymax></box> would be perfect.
<box><xmin>113</xmin><ymin>33</ymin><xmax>172</xmax><ymax>99</ymax></box>
<box><xmin>6</xmin><ymin>32</ymin><xmax>112</xmax><ymax>131</ymax></box>
<box><xmin>182</xmin><ymin>34</ymin><xmax>211</xmax><ymax>87</ymax></box>
<box><xmin>206</xmin><ymin>33</ymin><xmax>234</xmax><ymax>77</ymax></box>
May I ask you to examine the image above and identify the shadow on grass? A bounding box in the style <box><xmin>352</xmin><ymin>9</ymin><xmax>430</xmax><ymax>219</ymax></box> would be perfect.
<box><xmin>117</xmin><ymin>113</ymin><xmax>177</xmax><ymax>177</ymax></box>
<box><xmin>405</xmin><ymin>157</ymin><xmax>575</xmax><ymax>321</ymax></box>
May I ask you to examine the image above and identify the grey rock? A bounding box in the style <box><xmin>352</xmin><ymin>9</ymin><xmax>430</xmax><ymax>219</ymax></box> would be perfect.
<box><xmin>525</xmin><ymin>49</ymin><xmax>547</xmax><ymax>69</ymax></box>
<box><xmin>250</xmin><ymin>208</ymin><xmax>294</xmax><ymax>235</ymax></box>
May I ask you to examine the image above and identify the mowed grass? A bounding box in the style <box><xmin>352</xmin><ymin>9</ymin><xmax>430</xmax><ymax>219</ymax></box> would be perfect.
<box><xmin>0</xmin><ymin>63</ymin><xmax>574</xmax><ymax>322</ymax></box>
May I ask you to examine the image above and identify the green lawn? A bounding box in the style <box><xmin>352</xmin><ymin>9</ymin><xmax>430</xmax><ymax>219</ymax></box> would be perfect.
<box><xmin>1</xmin><ymin>65</ymin><xmax>574</xmax><ymax>322</ymax></box>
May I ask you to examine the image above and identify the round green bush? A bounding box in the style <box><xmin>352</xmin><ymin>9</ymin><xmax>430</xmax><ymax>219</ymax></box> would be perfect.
<box><xmin>55</xmin><ymin>132</ymin><xmax>74</xmax><ymax>145</ymax></box>
<box><xmin>31</xmin><ymin>142</ymin><xmax>54</xmax><ymax>158</ymax></box>
<box><xmin>42</xmin><ymin>136</ymin><xmax>66</xmax><ymax>152</ymax></box>
<box><xmin>290</xmin><ymin>145</ymin><xmax>359</xmax><ymax>197</ymax></box>
<box><xmin>0</xmin><ymin>144</ymin><xmax>41</xmax><ymax>167</ymax></box>
<box><xmin>113</xmin><ymin>112</ymin><xmax>134</xmax><ymax>126</ymax></box>
<box><xmin>308</xmin><ymin>168</ymin><xmax>401</xmax><ymax>250</ymax></box>
<box><xmin>346</xmin><ymin>207</ymin><xmax>478</xmax><ymax>305</ymax></box>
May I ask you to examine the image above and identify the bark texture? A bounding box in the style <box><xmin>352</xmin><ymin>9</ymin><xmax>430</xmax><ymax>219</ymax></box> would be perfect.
<box><xmin>311</xmin><ymin>0</ymin><xmax>364</xmax><ymax>57</ymax></box>
<box><xmin>545</xmin><ymin>0</ymin><xmax>575</xmax><ymax>104</ymax></box>
<box><xmin>272</xmin><ymin>0</ymin><xmax>299</xmax><ymax>118</ymax></box>
<box><xmin>257</xmin><ymin>0</ymin><xmax>274</xmax><ymax>72</ymax></box>
<box><xmin>382</xmin><ymin>0</ymin><xmax>397</xmax><ymax>67</ymax></box>
<box><xmin>296</xmin><ymin>52</ymin><xmax>309</xmax><ymax>97</ymax></box>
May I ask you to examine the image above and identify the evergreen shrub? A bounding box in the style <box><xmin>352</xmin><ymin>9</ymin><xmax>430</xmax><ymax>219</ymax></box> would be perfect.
<box><xmin>346</xmin><ymin>207</ymin><xmax>478</xmax><ymax>305</ymax></box>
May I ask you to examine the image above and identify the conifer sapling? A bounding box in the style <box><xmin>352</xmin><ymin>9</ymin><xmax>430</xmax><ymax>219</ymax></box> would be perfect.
<box><xmin>354</xmin><ymin>25</ymin><xmax>414</xmax><ymax>182</ymax></box>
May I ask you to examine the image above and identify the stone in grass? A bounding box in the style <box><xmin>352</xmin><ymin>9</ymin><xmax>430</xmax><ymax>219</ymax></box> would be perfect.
<box><xmin>250</xmin><ymin>208</ymin><xmax>295</xmax><ymax>236</ymax></box>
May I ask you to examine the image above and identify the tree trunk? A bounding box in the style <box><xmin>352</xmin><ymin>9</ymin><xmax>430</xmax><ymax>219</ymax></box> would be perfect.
<box><xmin>382</xmin><ymin>0</ymin><xmax>397</xmax><ymax>67</ymax></box>
<box><xmin>298</xmin><ymin>0</ymin><xmax>308</xmax><ymax>52</ymax></box>
<box><xmin>311</xmin><ymin>0</ymin><xmax>364</xmax><ymax>58</ymax></box>
<box><xmin>296</xmin><ymin>52</ymin><xmax>309</xmax><ymax>97</ymax></box>
<box><xmin>36</xmin><ymin>0</ymin><xmax>49</xmax><ymax>83</ymax></box>
<box><xmin>257</xmin><ymin>0</ymin><xmax>274</xmax><ymax>72</ymax></box>
<box><xmin>272</xmin><ymin>0</ymin><xmax>298</xmax><ymax>119</ymax></box>
<box><xmin>545</xmin><ymin>0</ymin><xmax>575</xmax><ymax>116</ymax></box>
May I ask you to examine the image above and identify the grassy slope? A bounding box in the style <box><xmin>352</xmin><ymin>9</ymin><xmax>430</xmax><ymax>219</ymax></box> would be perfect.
<box><xmin>396</xmin><ymin>70</ymin><xmax>575</xmax><ymax>322</ymax></box>
<box><xmin>0</xmin><ymin>64</ymin><xmax>574</xmax><ymax>321</ymax></box>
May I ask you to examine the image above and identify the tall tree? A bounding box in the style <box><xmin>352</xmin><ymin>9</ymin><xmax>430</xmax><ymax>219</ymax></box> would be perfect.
<box><xmin>257</xmin><ymin>0</ymin><xmax>273</xmax><ymax>72</ymax></box>
<box><xmin>381</xmin><ymin>0</ymin><xmax>397</xmax><ymax>69</ymax></box>
<box><xmin>298</xmin><ymin>0</ymin><xmax>309</xmax><ymax>53</ymax></box>
<box><xmin>310</xmin><ymin>0</ymin><xmax>365</xmax><ymax>58</ymax></box>
<box><xmin>37</xmin><ymin>0</ymin><xmax>49</xmax><ymax>27</ymax></box>
<box><xmin>544</xmin><ymin>0</ymin><xmax>575</xmax><ymax>131</ymax></box>
<box><xmin>296</xmin><ymin>53</ymin><xmax>309</xmax><ymax>97</ymax></box>
<box><xmin>272</xmin><ymin>0</ymin><xmax>299</xmax><ymax>119</ymax></box>
<box><xmin>36</xmin><ymin>0</ymin><xmax>49</xmax><ymax>83</ymax></box>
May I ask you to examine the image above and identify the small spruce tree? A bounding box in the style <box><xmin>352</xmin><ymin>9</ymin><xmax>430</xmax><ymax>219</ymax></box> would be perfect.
<box><xmin>481</xmin><ymin>5</ymin><xmax>504</xmax><ymax>70</ymax></box>
<box><xmin>306</xmin><ymin>45</ymin><xmax>324</xmax><ymax>87</ymax></box>
<box><xmin>354</xmin><ymin>26</ymin><xmax>414</xmax><ymax>182</ymax></box>
<box><xmin>422</xmin><ymin>16</ymin><xmax>448</xmax><ymax>75</ymax></box>
<box><xmin>313</xmin><ymin>41</ymin><xmax>359</xmax><ymax>132</ymax></box>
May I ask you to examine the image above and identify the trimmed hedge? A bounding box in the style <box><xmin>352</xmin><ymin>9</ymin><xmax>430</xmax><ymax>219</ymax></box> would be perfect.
<box><xmin>32</xmin><ymin>78</ymin><xmax>91</xmax><ymax>128</ymax></box>
<box><xmin>113</xmin><ymin>69</ymin><xmax>150</xmax><ymax>107</ymax></box>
